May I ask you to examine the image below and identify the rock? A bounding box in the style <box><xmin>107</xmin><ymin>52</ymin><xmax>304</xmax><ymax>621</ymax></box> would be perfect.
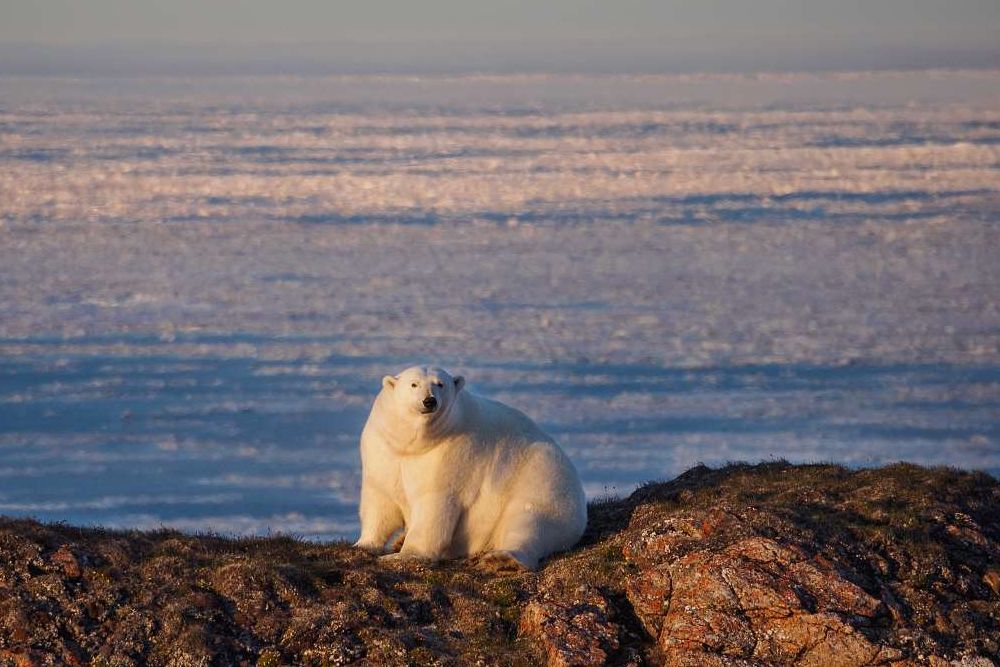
<box><xmin>983</xmin><ymin>569</ymin><xmax>1000</xmax><ymax>597</ymax></box>
<box><xmin>519</xmin><ymin>585</ymin><xmax>619</xmax><ymax>667</ymax></box>
<box><xmin>49</xmin><ymin>544</ymin><xmax>82</xmax><ymax>580</ymax></box>
<box><xmin>617</xmin><ymin>463</ymin><xmax>1000</xmax><ymax>665</ymax></box>
<box><xmin>625</xmin><ymin>563</ymin><xmax>671</xmax><ymax>636</ymax></box>
<box><xmin>0</xmin><ymin>650</ymin><xmax>42</xmax><ymax>667</ymax></box>
<box><xmin>626</xmin><ymin>527</ymin><xmax>898</xmax><ymax>665</ymax></box>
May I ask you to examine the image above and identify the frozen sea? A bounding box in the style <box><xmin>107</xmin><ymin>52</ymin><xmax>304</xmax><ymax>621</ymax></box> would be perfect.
<box><xmin>1</xmin><ymin>71</ymin><xmax>998</xmax><ymax>540</ymax></box>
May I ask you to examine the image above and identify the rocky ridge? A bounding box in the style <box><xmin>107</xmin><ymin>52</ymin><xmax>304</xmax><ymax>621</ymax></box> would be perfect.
<box><xmin>1</xmin><ymin>462</ymin><xmax>998</xmax><ymax>666</ymax></box>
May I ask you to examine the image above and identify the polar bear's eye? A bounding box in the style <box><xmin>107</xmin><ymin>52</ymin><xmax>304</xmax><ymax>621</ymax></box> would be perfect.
<box><xmin>435</xmin><ymin>381</ymin><xmax>444</xmax><ymax>387</ymax></box>
<box><xmin>411</xmin><ymin>382</ymin><xmax>418</xmax><ymax>388</ymax></box>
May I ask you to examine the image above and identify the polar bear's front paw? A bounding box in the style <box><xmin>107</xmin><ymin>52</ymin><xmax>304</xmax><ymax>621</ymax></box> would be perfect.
<box><xmin>379</xmin><ymin>551</ymin><xmax>428</xmax><ymax>564</ymax></box>
<box><xmin>353</xmin><ymin>539</ymin><xmax>387</xmax><ymax>555</ymax></box>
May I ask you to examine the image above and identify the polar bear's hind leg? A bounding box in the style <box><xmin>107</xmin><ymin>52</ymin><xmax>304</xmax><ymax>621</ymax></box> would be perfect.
<box><xmin>477</xmin><ymin>549</ymin><xmax>529</xmax><ymax>572</ymax></box>
<box><xmin>487</xmin><ymin>508</ymin><xmax>569</xmax><ymax>571</ymax></box>
<box><xmin>481</xmin><ymin>442</ymin><xmax>587</xmax><ymax>570</ymax></box>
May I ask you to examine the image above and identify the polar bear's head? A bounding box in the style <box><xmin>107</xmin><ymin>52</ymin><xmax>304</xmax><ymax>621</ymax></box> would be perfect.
<box><xmin>381</xmin><ymin>366</ymin><xmax>465</xmax><ymax>421</ymax></box>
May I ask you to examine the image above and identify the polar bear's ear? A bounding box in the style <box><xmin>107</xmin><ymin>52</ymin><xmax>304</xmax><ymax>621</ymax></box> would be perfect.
<box><xmin>382</xmin><ymin>375</ymin><xmax>397</xmax><ymax>391</ymax></box>
<box><xmin>453</xmin><ymin>375</ymin><xmax>465</xmax><ymax>393</ymax></box>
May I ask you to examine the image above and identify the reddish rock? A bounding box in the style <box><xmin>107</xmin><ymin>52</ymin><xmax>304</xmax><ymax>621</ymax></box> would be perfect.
<box><xmin>625</xmin><ymin>525</ymin><xmax>901</xmax><ymax>665</ymax></box>
<box><xmin>625</xmin><ymin>563</ymin><xmax>671</xmax><ymax>637</ymax></box>
<box><xmin>49</xmin><ymin>544</ymin><xmax>82</xmax><ymax>580</ymax></box>
<box><xmin>519</xmin><ymin>585</ymin><xmax>619</xmax><ymax>667</ymax></box>
<box><xmin>983</xmin><ymin>568</ymin><xmax>1000</xmax><ymax>597</ymax></box>
<box><xmin>0</xmin><ymin>650</ymin><xmax>43</xmax><ymax>667</ymax></box>
<box><xmin>621</xmin><ymin>509</ymin><xmax>710</xmax><ymax>569</ymax></box>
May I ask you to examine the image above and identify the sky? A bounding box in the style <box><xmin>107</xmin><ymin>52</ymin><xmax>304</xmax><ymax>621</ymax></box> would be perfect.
<box><xmin>0</xmin><ymin>0</ymin><xmax>998</xmax><ymax>74</ymax></box>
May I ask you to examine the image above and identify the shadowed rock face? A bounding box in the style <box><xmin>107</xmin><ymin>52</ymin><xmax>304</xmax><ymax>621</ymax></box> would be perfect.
<box><xmin>1</xmin><ymin>462</ymin><xmax>998</xmax><ymax>666</ymax></box>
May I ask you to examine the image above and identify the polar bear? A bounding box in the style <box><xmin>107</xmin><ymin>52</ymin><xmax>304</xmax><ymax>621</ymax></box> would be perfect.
<box><xmin>354</xmin><ymin>365</ymin><xmax>587</xmax><ymax>570</ymax></box>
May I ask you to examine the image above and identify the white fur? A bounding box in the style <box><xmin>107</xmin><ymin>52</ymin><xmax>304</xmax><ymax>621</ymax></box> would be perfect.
<box><xmin>354</xmin><ymin>365</ymin><xmax>587</xmax><ymax>570</ymax></box>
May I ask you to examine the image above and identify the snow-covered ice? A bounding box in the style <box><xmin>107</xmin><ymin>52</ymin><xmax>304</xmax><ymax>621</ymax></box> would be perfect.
<box><xmin>0</xmin><ymin>71</ymin><xmax>997</xmax><ymax>540</ymax></box>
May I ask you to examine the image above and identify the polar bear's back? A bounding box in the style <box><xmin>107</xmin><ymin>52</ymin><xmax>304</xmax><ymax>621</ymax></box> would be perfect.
<box><xmin>462</xmin><ymin>392</ymin><xmax>554</xmax><ymax>444</ymax></box>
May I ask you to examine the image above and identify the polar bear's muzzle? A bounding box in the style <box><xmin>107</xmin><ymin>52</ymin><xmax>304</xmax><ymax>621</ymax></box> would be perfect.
<box><xmin>420</xmin><ymin>396</ymin><xmax>438</xmax><ymax>414</ymax></box>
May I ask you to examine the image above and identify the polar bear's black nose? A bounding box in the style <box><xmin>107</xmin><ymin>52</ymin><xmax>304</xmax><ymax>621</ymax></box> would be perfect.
<box><xmin>423</xmin><ymin>396</ymin><xmax>438</xmax><ymax>410</ymax></box>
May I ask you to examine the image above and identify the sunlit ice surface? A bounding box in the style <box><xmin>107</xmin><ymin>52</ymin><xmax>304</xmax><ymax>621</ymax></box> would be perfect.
<box><xmin>0</xmin><ymin>71</ymin><xmax>998</xmax><ymax>541</ymax></box>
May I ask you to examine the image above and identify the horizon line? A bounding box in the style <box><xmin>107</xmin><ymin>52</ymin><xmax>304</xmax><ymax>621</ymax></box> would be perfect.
<box><xmin>1</xmin><ymin>40</ymin><xmax>996</xmax><ymax>78</ymax></box>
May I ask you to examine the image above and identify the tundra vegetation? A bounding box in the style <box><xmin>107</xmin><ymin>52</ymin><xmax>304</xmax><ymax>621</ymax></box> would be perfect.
<box><xmin>1</xmin><ymin>462</ymin><xmax>998</xmax><ymax>666</ymax></box>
